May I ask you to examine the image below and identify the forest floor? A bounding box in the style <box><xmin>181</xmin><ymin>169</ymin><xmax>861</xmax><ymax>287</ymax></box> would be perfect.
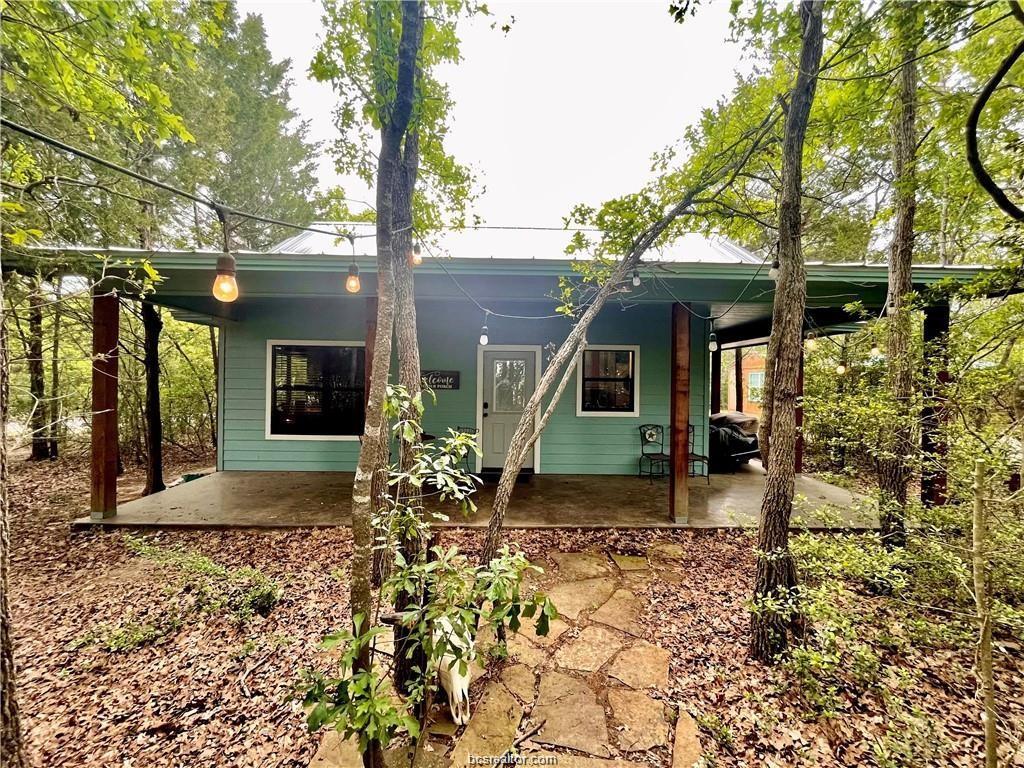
<box><xmin>7</xmin><ymin>454</ymin><xmax>1024</xmax><ymax>767</ymax></box>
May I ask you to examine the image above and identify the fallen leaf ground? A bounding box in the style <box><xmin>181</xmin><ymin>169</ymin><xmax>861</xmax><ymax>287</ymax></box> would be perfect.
<box><xmin>8</xmin><ymin>456</ymin><xmax>1023</xmax><ymax>767</ymax></box>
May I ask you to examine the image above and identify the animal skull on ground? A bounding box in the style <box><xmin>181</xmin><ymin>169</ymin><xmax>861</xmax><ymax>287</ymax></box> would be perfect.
<box><xmin>433</xmin><ymin>616</ymin><xmax>475</xmax><ymax>725</ymax></box>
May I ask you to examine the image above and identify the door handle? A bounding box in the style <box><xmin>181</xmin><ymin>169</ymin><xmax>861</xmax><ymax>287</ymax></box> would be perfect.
<box><xmin>483</xmin><ymin>401</ymin><xmax>489</xmax><ymax>418</ymax></box>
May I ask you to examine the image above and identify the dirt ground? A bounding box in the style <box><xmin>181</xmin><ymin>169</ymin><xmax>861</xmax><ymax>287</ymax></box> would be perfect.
<box><xmin>7</xmin><ymin>454</ymin><xmax>1023</xmax><ymax>767</ymax></box>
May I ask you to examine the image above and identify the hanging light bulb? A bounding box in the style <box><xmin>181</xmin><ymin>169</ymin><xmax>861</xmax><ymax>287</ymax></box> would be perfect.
<box><xmin>768</xmin><ymin>259</ymin><xmax>780</xmax><ymax>280</ymax></box>
<box><xmin>345</xmin><ymin>262</ymin><xmax>361</xmax><ymax>294</ymax></box>
<box><xmin>631</xmin><ymin>269</ymin><xmax>641</xmax><ymax>287</ymax></box>
<box><xmin>409</xmin><ymin>243</ymin><xmax>423</xmax><ymax>266</ymax></box>
<box><xmin>805</xmin><ymin>333</ymin><xmax>817</xmax><ymax>350</ymax></box>
<box><xmin>835</xmin><ymin>363</ymin><xmax>847</xmax><ymax>375</ymax></box>
<box><xmin>212</xmin><ymin>253</ymin><xmax>239</xmax><ymax>303</ymax></box>
<box><xmin>708</xmin><ymin>332</ymin><xmax>719</xmax><ymax>353</ymax></box>
<box><xmin>212</xmin><ymin>205</ymin><xmax>239</xmax><ymax>303</ymax></box>
<box><xmin>479</xmin><ymin>311</ymin><xmax>490</xmax><ymax>346</ymax></box>
<box><xmin>870</xmin><ymin>344</ymin><xmax>881</xmax><ymax>357</ymax></box>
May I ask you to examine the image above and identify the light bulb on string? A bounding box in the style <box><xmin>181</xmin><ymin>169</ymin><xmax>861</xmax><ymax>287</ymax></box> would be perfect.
<box><xmin>344</xmin><ymin>235</ymin><xmax>360</xmax><ymax>293</ymax></box>
<box><xmin>479</xmin><ymin>310</ymin><xmax>490</xmax><ymax>346</ymax></box>
<box><xmin>211</xmin><ymin>207</ymin><xmax>239</xmax><ymax>302</ymax></box>
<box><xmin>631</xmin><ymin>269</ymin><xmax>641</xmax><ymax>287</ymax></box>
<box><xmin>410</xmin><ymin>243</ymin><xmax>423</xmax><ymax>266</ymax></box>
<box><xmin>708</xmin><ymin>332</ymin><xmax>719</xmax><ymax>353</ymax></box>
<box><xmin>835</xmin><ymin>363</ymin><xmax>847</xmax><ymax>375</ymax></box>
<box><xmin>345</xmin><ymin>263</ymin><xmax>361</xmax><ymax>294</ymax></box>
<box><xmin>768</xmin><ymin>259</ymin><xmax>780</xmax><ymax>280</ymax></box>
<box><xmin>870</xmin><ymin>344</ymin><xmax>881</xmax><ymax>357</ymax></box>
<box><xmin>805</xmin><ymin>333</ymin><xmax>817</xmax><ymax>350</ymax></box>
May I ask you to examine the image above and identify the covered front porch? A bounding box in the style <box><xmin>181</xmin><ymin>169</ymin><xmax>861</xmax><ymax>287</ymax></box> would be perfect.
<box><xmin>72</xmin><ymin>462</ymin><xmax>872</xmax><ymax>530</ymax></box>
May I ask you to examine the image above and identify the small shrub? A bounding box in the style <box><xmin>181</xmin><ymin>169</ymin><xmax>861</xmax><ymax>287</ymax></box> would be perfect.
<box><xmin>871</xmin><ymin>708</ymin><xmax>946</xmax><ymax>768</ymax></box>
<box><xmin>696</xmin><ymin>712</ymin><xmax>735</xmax><ymax>753</ymax></box>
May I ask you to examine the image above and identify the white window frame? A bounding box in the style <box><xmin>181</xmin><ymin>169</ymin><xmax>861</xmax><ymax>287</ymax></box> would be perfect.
<box><xmin>747</xmin><ymin>370</ymin><xmax>765</xmax><ymax>404</ymax></box>
<box><xmin>575</xmin><ymin>344</ymin><xmax>641</xmax><ymax>418</ymax></box>
<box><xmin>265</xmin><ymin>339</ymin><xmax>366</xmax><ymax>441</ymax></box>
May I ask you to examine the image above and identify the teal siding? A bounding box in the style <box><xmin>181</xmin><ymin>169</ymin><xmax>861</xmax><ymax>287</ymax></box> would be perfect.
<box><xmin>220</xmin><ymin>297</ymin><xmax>710</xmax><ymax>476</ymax></box>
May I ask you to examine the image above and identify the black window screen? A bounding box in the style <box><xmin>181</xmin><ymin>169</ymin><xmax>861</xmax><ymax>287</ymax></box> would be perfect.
<box><xmin>270</xmin><ymin>344</ymin><xmax>365</xmax><ymax>436</ymax></box>
<box><xmin>580</xmin><ymin>349</ymin><xmax>636</xmax><ymax>413</ymax></box>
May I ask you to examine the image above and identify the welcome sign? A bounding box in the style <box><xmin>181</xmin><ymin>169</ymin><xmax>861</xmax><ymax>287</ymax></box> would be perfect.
<box><xmin>422</xmin><ymin>370</ymin><xmax>460</xmax><ymax>390</ymax></box>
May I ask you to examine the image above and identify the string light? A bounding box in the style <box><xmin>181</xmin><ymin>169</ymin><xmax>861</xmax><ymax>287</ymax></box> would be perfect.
<box><xmin>768</xmin><ymin>259</ymin><xmax>780</xmax><ymax>280</ymax></box>
<box><xmin>870</xmin><ymin>344</ymin><xmax>881</xmax><ymax>357</ymax></box>
<box><xmin>631</xmin><ymin>269</ymin><xmax>641</xmax><ymax>287</ymax></box>
<box><xmin>708</xmin><ymin>320</ymin><xmax>718</xmax><ymax>352</ymax></box>
<box><xmin>409</xmin><ymin>242</ymin><xmax>423</xmax><ymax>266</ymax></box>
<box><xmin>479</xmin><ymin>310</ymin><xmax>490</xmax><ymax>346</ymax></box>
<box><xmin>835</xmin><ymin>363</ymin><xmax>847</xmax><ymax>375</ymax></box>
<box><xmin>344</xmin><ymin>236</ymin><xmax>360</xmax><ymax>293</ymax></box>
<box><xmin>212</xmin><ymin>206</ymin><xmax>238</xmax><ymax>303</ymax></box>
<box><xmin>805</xmin><ymin>333</ymin><xmax>817</xmax><ymax>350</ymax></box>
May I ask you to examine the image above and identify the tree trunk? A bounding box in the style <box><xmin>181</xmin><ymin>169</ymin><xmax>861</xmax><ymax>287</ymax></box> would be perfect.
<box><xmin>350</xmin><ymin>5</ymin><xmax>423</xmax><ymax>766</ymax></box>
<box><xmin>391</xmin><ymin>123</ymin><xmax>426</xmax><ymax>698</ymax></box>
<box><xmin>877</xmin><ymin>4</ymin><xmax>920</xmax><ymax>549</ymax></box>
<box><xmin>749</xmin><ymin>0</ymin><xmax>823</xmax><ymax>664</ymax></box>
<box><xmin>48</xmin><ymin>277</ymin><xmax>61</xmax><ymax>459</ymax></box>
<box><xmin>27</xmin><ymin>275</ymin><xmax>48</xmax><ymax>461</ymax></box>
<box><xmin>141</xmin><ymin>301</ymin><xmax>164</xmax><ymax>496</ymax></box>
<box><xmin>971</xmin><ymin>459</ymin><xmax>998</xmax><ymax>768</ymax></box>
<box><xmin>1</xmin><ymin>271</ymin><xmax>27</xmax><ymax>767</ymax></box>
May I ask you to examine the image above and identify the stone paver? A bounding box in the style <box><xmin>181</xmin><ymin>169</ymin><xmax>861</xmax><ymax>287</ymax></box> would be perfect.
<box><xmin>309</xmin><ymin>731</ymin><xmax>362</xmax><ymax>768</ymax></box>
<box><xmin>530</xmin><ymin>753</ymin><xmax>639</xmax><ymax>768</ymax></box>
<box><xmin>611</xmin><ymin>554</ymin><xmax>649</xmax><ymax>572</ymax></box>
<box><xmin>500</xmin><ymin>663</ymin><xmax>537</xmax><ymax>704</ymax></box>
<box><xmin>518</xmin><ymin>617</ymin><xmax>569</xmax><ymax>648</ymax></box>
<box><xmin>545</xmin><ymin>577</ymin><xmax>617</xmax><ymax>621</ymax></box>
<box><xmin>449</xmin><ymin>682</ymin><xmax>523</xmax><ymax>768</ymax></box>
<box><xmin>533</xmin><ymin>671</ymin><xmax>611</xmax><ymax>757</ymax></box>
<box><xmin>590</xmin><ymin>589</ymin><xmax>642</xmax><ymax>636</ymax></box>
<box><xmin>549</xmin><ymin>552</ymin><xmax>616</xmax><ymax>581</ymax></box>
<box><xmin>672</xmin><ymin>710</ymin><xmax>703</xmax><ymax>768</ymax></box>
<box><xmin>648</xmin><ymin>542</ymin><xmax>687</xmax><ymax>565</ymax></box>
<box><xmin>553</xmin><ymin>625</ymin><xmax>625</xmax><ymax>673</ymax></box>
<box><xmin>607</xmin><ymin>641</ymin><xmax>671</xmax><ymax>690</ymax></box>
<box><xmin>607</xmin><ymin>689</ymin><xmax>671</xmax><ymax>752</ymax></box>
<box><xmin>505</xmin><ymin>630</ymin><xmax>547</xmax><ymax>668</ymax></box>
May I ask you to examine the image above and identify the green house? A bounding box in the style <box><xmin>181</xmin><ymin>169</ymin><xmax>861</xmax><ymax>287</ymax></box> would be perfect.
<box><xmin>66</xmin><ymin>222</ymin><xmax>979</xmax><ymax>526</ymax></box>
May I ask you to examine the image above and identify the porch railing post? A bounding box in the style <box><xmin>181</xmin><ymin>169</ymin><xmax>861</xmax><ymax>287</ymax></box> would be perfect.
<box><xmin>710</xmin><ymin>347</ymin><xmax>722</xmax><ymax>415</ymax></box>
<box><xmin>734</xmin><ymin>347</ymin><xmax>743</xmax><ymax>412</ymax></box>
<box><xmin>921</xmin><ymin>302</ymin><xmax>950</xmax><ymax>506</ymax></box>
<box><xmin>670</xmin><ymin>303</ymin><xmax>690</xmax><ymax>523</ymax></box>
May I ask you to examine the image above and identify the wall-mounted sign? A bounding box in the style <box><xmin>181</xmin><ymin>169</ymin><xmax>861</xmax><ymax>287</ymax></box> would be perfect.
<box><xmin>422</xmin><ymin>370</ymin><xmax>460</xmax><ymax>390</ymax></box>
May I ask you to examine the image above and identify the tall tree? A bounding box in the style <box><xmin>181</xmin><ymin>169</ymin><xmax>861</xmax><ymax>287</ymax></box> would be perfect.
<box><xmin>876</xmin><ymin>3</ymin><xmax>922</xmax><ymax>548</ymax></box>
<box><xmin>750</xmin><ymin>0</ymin><xmax>823</xmax><ymax>663</ymax></box>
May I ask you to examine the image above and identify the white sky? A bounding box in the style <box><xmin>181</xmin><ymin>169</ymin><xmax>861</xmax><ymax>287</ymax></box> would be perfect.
<box><xmin>236</xmin><ymin>1</ymin><xmax>749</xmax><ymax>227</ymax></box>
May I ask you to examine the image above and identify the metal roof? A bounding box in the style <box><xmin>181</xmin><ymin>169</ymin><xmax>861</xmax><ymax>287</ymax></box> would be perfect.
<box><xmin>270</xmin><ymin>221</ymin><xmax>767</xmax><ymax>265</ymax></box>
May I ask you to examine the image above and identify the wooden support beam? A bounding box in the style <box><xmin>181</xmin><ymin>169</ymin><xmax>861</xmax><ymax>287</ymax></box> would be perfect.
<box><xmin>795</xmin><ymin>348</ymin><xmax>804</xmax><ymax>474</ymax></box>
<box><xmin>734</xmin><ymin>348</ymin><xmax>744</xmax><ymax>412</ymax></box>
<box><xmin>90</xmin><ymin>290</ymin><xmax>118</xmax><ymax>519</ymax></box>
<box><xmin>921</xmin><ymin>303</ymin><xmax>950</xmax><ymax>506</ymax></box>
<box><xmin>710</xmin><ymin>347</ymin><xmax>722</xmax><ymax>415</ymax></box>
<box><xmin>670</xmin><ymin>303</ymin><xmax>690</xmax><ymax>523</ymax></box>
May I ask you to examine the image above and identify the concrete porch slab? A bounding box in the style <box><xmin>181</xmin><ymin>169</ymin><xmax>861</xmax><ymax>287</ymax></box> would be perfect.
<box><xmin>72</xmin><ymin>462</ymin><xmax>873</xmax><ymax>530</ymax></box>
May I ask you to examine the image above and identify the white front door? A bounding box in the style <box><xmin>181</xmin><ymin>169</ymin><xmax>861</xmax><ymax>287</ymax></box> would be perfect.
<box><xmin>481</xmin><ymin>348</ymin><xmax>536</xmax><ymax>469</ymax></box>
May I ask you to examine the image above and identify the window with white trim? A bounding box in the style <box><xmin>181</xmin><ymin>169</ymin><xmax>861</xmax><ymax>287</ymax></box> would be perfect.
<box><xmin>269</xmin><ymin>343</ymin><xmax>365</xmax><ymax>437</ymax></box>
<box><xmin>747</xmin><ymin>371</ymin><xmax>765</xmax><ymax>403</ymax></box>
<box><xmin>578</xmin><ymin>347</ymin><xmax>639</xmax><ymax>415</ymax></box>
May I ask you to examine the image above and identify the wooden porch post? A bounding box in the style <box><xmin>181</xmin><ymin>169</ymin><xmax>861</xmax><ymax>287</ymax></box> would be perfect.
<box><xmin>710</xmin><ymin>347</ymin><xmax>722</xmax><ymax>415</ymax></box>
<box><xmin>921</xmin><ymin>302</ymin><xmax>950</xmax><ymax>506</ymax></box>
<box><xmin>90</xmin><ymin>289</ymin><xmax>118</xmax><ymax>519</ymax></box>
<box><xmin>734</xmin><ymin>347</ymin><xmax>744</xmax><ymax>412</ymax></box>
<box><xmin>670</xmin><ymin>303</ymin><xmax>690</xmax><ymax>523</ymax></box>
<box><xmin>795</xmin><ymin>347</ymin><xmax>804</xmax><ymax>474</ymax></box>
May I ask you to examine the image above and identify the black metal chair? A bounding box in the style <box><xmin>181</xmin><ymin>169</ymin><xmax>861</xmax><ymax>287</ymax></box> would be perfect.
<box><xmin>456</xmin><ymin>425</ymin><xmax>480</xmax><ymax>474</ymax></box>
<box><xmin>688</xmin><ymin>423</ymin><xmax>711</xmax><ymax>485</ymax></box>
<box><xmin>638</xmin><ymin>424</ymin><xmax>670</xmax><ymax>481</ymax></box>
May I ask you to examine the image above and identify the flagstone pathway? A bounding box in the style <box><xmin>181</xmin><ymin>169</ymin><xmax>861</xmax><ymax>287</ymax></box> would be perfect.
<box><xmin>309</xmin><ymin>547</ymin><xmax>703</xmax><ymax>768</ymax></box>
